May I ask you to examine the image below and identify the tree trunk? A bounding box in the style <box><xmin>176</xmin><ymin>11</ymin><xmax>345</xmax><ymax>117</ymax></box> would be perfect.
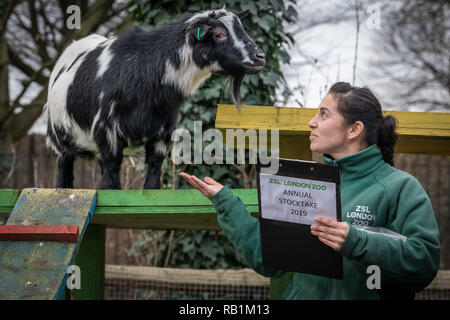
<box><xmin>0</xmin><ymin>33</ymin><xmax>10</xmax><ymax>135</ymax></box>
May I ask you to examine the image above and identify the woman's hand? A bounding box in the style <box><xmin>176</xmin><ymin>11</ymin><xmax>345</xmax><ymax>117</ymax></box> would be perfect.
<box><xmin>310</xmin><ymin>216</ymin><xmax>350</xmax><ymax>252</ymax></box>
<box><xmin>179</xmin><ymin>172</ymin><xmax>224</xmax><ymax>197</ymax></box>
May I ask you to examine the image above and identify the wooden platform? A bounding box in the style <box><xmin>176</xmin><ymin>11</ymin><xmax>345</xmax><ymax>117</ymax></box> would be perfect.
<box><xmin>0</xmin><ymin>189</ymin><xmax>257</xmax><ymax>230</ymax></box>
<box><xmin>0</xmin><ymin>188</ymin><xmax>97</xmax><ymax>300</ymax></box>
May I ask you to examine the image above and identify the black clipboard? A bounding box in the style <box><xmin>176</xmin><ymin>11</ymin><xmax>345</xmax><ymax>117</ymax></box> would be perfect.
<box><xmin>256</xmin><ymin>158</ymin><xmax>343</xmax><ymax>280</ymax></box>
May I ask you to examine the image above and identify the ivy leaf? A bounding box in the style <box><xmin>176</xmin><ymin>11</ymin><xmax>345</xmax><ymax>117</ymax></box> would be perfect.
<box><xmin>254</xmin><ymin>16</ymin><xmax>271</xmax><ymax>32</ymax></box>
<box><xmin>242</xmin><ymin>2</ymin><xmax>258</xmax><ymax>15</ymax></box>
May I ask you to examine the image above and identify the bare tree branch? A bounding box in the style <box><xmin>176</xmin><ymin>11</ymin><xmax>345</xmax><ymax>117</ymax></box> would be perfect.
<box><xmin>0</xmin><ymin>0</ymin><xmax>21</xmax><ymax>127</ymax></box>
<box><xmin>7</xmin><ymin>46</ymin><xmax>47</xmax><ymax>83</ymax></box>
<box><xmin>371</xmin><ymin>0</ymin><xmax>450</xmax><ymax>111</ymax></box>
<box><xmin>352</xmin><ymin>0</ymin><xmax>361</xmax><ymax>86</ymax></box>
<box><xmin>1</xmin><ymin>0</ymin><xmax>132</xmax><ymax>142</ymax></box>
<box><xmin>0</xmin><ymin>0</ymin><xmax>17</xmax><ymax>34</ymax></box>
<box><xmin>27</xmin><ymin>0</ymin><xmax>50</xmax><ymax>63</ymax></box>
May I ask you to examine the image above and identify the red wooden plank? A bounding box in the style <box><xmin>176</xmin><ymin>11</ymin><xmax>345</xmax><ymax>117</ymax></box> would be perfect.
<box><xmin>0</xmin><ymin>225</ymin><xmax>79</xmax><ymax>242</ymax></box>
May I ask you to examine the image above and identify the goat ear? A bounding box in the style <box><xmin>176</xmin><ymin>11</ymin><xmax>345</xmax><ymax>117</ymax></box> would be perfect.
<box><xmin>195</xmin><ymin>25</ymin><xmax>211</xmax><ymax>41</ymax></box>
<box><xmin>236</xmin><ymin>9</ymin><xmax>250</xmax><ymax>19</ymax></box>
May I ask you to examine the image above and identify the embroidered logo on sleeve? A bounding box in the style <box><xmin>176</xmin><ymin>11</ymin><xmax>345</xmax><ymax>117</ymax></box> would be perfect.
<box><xmin>346</xmin><ymin>205</ymin><xmax>376</xmax><ymax>226</ymax></box>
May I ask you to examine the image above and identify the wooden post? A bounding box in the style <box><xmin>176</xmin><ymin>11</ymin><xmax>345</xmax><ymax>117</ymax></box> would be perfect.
<box><xmin>71</xmin><ymin>224</ymin><xmax>105</xmax><ymax>300</ymax></box>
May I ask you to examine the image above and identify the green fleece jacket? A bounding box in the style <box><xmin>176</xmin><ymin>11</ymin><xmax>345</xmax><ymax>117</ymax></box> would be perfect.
<box><xmin>209</xmin><ymin>145</ymin><xmax>440</xmax><ymax>299</ymax></box>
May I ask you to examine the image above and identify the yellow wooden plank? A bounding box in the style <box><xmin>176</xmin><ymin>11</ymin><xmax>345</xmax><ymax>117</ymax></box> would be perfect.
<box><xmin>384</xmin><ymin>110</ymin><xmax>450</xmax><ymax>136</ymax></box>
<box><xmin>216</xmin><ymin>104</ymin><xmax>450</xmax><ymax>137</ymax></box>
<box><xmin>396</xmin><ymin>135</ymin><xmax>450</xmax><ymax>155</ymax></box>
<box><xmin>216</xmin><ymin>104</ymin><xmax>450</xmax><ymax>156</ymax></box>
<box><xmin>216</xmin><ymin>104</ymin><xmax>316</xmax><ymax>132</ymax></box>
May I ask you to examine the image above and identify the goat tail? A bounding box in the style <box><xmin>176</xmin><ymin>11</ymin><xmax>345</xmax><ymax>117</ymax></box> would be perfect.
<box><xmin>45</xmin><ymin>103</ymin><xmax>61</xmax><ymax>148</ymax></box>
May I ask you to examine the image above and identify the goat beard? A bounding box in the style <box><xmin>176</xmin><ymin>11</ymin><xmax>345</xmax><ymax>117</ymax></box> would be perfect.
<box><xmin>225</xmin><ymin>73</ymin><xmax>244</xmax><ymax>113</ymax></box>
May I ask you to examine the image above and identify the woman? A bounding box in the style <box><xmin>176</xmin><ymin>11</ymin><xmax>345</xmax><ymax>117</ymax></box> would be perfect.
<box><xmin>180</xmin><ymin>82</ymin><xmax>440</xmax><ymax>300</ymax></box>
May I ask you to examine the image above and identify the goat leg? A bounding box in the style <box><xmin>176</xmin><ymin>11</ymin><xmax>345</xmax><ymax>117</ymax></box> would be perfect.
<box><xmin>56</xmin><ymin>154</ymin><xmax>75</xmax><ymax>188</ymax></box>
<box><xmin>143</xmin><ymin>159</ymin><xmax>163</xmax><ymax>189</ymax></box>
<box><xmin>96</xmin><ymin>132</ymin><xmax>124</xmax><ymax>190</ymax></box>
<box><xmin>99</xmin><ymin>159</ymin><xmax>122</xmax><ymax>190</ymax></box>
<box><xmin>144</xmin><ymin>139</ymin><xmax>168</xmax><ymax>189</ymax></box>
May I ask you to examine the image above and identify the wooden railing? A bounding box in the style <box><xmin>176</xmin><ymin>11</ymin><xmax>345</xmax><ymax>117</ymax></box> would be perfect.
<box><xmin>0</xmin><ymin>189</ymin><xmax>258</xmax><ymax>230</ymax></box>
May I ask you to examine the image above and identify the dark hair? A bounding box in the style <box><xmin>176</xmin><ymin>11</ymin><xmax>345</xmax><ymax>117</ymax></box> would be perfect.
<box><xmin>328</xmin><ymin>82</ymin><xmax>398</xmax><ymax>166</ymax></box>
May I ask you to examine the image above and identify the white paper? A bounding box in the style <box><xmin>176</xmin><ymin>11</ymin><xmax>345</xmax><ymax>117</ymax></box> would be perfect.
<box><xmin>259</xmin><ymin>173</ymin><xmax>337</xmax><ymax>225</ymax></box>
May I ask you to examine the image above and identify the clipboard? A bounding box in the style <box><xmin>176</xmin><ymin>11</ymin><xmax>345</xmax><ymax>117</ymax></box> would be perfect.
<box><xmin>256</xmin><ymin>158</ymin><xmax>343</xmax><ymax>279</ymax></box>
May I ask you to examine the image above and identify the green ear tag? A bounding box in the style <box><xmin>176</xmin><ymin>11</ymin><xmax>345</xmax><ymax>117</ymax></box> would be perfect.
<box><xmin>197</xmin><ymin>27</ymin><xmax>201</xmax><ymax>40</ymax></box>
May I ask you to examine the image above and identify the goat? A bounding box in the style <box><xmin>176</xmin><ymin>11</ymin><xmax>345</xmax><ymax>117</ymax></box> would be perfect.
<box><xmin>45</xmin><ymin>8</ymin><xmax>265</xmax><ymax>189</ymax></box>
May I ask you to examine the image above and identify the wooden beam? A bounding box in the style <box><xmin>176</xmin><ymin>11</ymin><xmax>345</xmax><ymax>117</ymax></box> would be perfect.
<box><xmin>425</xmin><ymin>270</ymin><xmax>450</xmax><ymax>290</ymax></box>
<box><xmin>0</xmin><ymin>225</ymin><xmax>79</xmax><ymax>242</ymax></box>
<box><xmin>91</xmin><ymin>189</ymin><xmax>259</xmax><ymax>230</ymax></box>
<box><xmin>0</xmin><ymin>189</ymin><xmax>20</xmax><ymax>224</ymax></box>
<box><xmin>72</xmin><ymin>224</ymin><xmax>105</xmax><ymax>300</ymax></box>
<box><xmin>0</xmin><ymin>189</ymin><xmax>259</xmax><ymax>230</ymax></box>
<box><xmin>215</xmin><ymin>104</ymin><xmax>450</xmax><ymax>156</ymax></box>
<box><xmin>105</xmin><ymin>265</ymin><xmax>269</xmax><ymax>287</ymax></box>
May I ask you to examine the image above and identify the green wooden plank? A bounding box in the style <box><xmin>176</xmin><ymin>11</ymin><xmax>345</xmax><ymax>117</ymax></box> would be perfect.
<box><xmin>92</xmin><ymin>211</ymin><xmax>260</xmax><ymax>230</ymax></box>
<box><xmin>0</xmin><ymin>189</ymin><xmax>20</xmax><ymax>220</ymax></box>
<box><xmin>95</xmin><ymin>189</ymin><xmax>258</xmax><ymax>206</ymax></box>
<box><xmin>0</xmin><ymin>188</ymin><xmax>97</xmax><ymax>300</ymax></box>
<box><xmin>93</xmin><ymin>205</ymin><xmax>259</xmax><ymax>214</ymax></box>
<box><xmin>0</xmin><ymin>189</ymin><xmax>20</xmax><ymax>206</ymax></box>
<box><xmin>0</xmin><ymin>189</ymin><xmax>260</xmax><ymax>230</ymax></box>
<box><xmin>0</xmin><ymin>207</ymin><xmax>12</xmax><ymax>214</ymax></box>
<box><xmin>0</xmin><ymin>189</ymin><xmax>258</xmax><ymax>208</ymax></box>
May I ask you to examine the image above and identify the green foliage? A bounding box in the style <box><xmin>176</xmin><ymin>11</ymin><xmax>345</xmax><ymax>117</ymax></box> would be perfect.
<box><xmin>128</xmin><ymin>230</ymin><xmax>246</xmax><ymax>269</ymax></box>
<box><xmin>126</xmin><ymin>0</ymin><xmax>297</xmax><ymax>276</ymax></box>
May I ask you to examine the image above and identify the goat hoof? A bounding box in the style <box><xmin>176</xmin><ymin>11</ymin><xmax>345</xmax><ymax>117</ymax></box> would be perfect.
<box><xmin>143</xmin><ymin>184</ymin><xmax>160</xmax><ymax>190</ymax></box>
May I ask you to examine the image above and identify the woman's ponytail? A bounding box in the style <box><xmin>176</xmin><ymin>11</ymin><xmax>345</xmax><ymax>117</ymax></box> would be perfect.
<box><xmin>328</xmin><ymin>82</ymin><xmax>399</xmax><ymax>166</ymax></box>
<box><xmin>377</xmin><ymin>115</ymin><xmax>398</xmax><ymax>166</ymax></box>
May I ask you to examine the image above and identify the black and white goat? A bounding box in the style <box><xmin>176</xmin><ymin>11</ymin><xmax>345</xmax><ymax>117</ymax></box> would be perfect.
<box><xmin>46</xmin><ymin>9</ymin><xmax>265</xmax><ymax>189</ymax></box>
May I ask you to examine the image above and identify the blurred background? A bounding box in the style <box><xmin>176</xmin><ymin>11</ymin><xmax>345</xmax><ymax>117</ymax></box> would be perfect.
<box><xmin>0</xmin><ymin>0</ymin><xmax>448</xmax><ymax>299</ymax></box>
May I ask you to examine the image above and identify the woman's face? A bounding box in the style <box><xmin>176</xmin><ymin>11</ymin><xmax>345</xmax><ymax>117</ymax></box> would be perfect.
<box><xmin>308</xmin><ymin>93</ymin><xmax>350</xmax><ymax>157</ymax></box>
